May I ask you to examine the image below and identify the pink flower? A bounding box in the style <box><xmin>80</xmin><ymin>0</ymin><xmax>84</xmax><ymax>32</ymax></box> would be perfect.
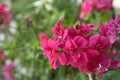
<box><xmin>110</xmin><ymin>59</ymin><xmax>120</xmax><ymax>69</ymax></box>
<box><xmin>95</xmin><ymin>0</ymin><xmax>112</xmax><ymax>9</ymax></box>
<box><xmin>65</xmin><ymin>38</ymin><xmax>77</xmax><ymax>50</ymax></box>
<box><xmin>39</xmin><ymin>18</ymin><xmax>120</xmax><ymax>77</ymax></box>
<box><xmin>99</xmin><ymin>21</ymin><xmax>116</xmax><ymax>44</ymax></box>
<box><xmin>99</xmin><ymin>58</ymin><xmax>120</xmax><ymax>77</ymax></box>
<box><xmin>80</xmin><ymin>50</ymin><xmax>105</xmax><ymax>73</ymax></box>
<box><xmin>99</xmin><ymin>14</ymin><xmax>120</xmax><ymax>44</ymax></box>
<box><xmin>80</xmin><ymin>0</ymin><xmax>112</xmax><ymax>19</ymax></box>
<box><xmin>106</xmin><ymin>19</ymin><xmax>116</xmax><ymax>44</ymax></box>
<box><xmin>89</xmin><ymin>34</ymin><xmax>110</xmax><ymax>52</ymax></box>
<box><xmin>74</xmin><ymin>36</ymin><xmax>87</xmax><ymax>49</ymax></box>
<box><xmin>52</xmin><ymin>19</ymin><xmax>66</xmax><ymax>40</ymax></box>
<box><xmin>40</xmin><ymin>19</ymin><xmax>106</xmax><ymax>73</ymax></box>
<box><xmin>99</xmin><ymin>59</ymin><xmax>111</xmax><ymax>77</ymax></box>
<box><xmin>0</xmin><ymin>3</ymin><xmax>11</xmax><ymax>28</ymax></box>
<box><xmin>114</xmin><ymin>14</ymin><xmax>120</xmax><ymax>30</ymax></box>
<box><xmin>64</xmin><ymin>37</ymin><xmax>88</xmax><ymax>68</ymax></box>
<box><xmin>3</xmin><ymin>62</ymin><xmax>16</xmax><ymax>80</ymax></box>
<box><xmin>106</xmin><ymin>50</ymin><xmax>118</xmax><ymax>58</ymax></box>
<box><xmin>40</xmin><ymin>33</ymin><xmax>67</xmax><ymax>69</ymax></box>
<box><xmin>99</xmin><ymin>50</ymin><xmax>120</xmax><ymax>77</ymax></box>
<box><xmin>0</xmin><ymin>49</ymin><xmax>5</xmax><ymax>61</ymax></box>
<box><xmin>73</xmin><ymin>23</ymin><xmax>95</xmax><ymax>38</ymax></box>
<box><xmin>98</xmin><ymin>22</ymin><xmax>107</xmax><ymax>36</ymax></box>
<box><xmin>80</xmin><ymin>0</ymin><xmax>94</xmax><ymax>19</ymax></box>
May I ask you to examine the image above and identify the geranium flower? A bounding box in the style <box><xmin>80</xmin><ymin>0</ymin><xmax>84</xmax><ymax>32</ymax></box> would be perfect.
<box><xmin>40</xmin><ymin>33</ymin><xmax>67</xmax><ymax>69</ymax></box>
<box><xmin>3</xmin><ymin>62</ymin><xmax>16</xmax><ymax>80</ymax></box>
<box><xmin>80</xmin><ymin>0</ymin><xmax>112</xmax><ymax>19</ymax></box>
<box><xmin>39</xmin><ymin>18</ymin><xmax>120</xmax><ymax>78</ymax></box>
<box><xmin>0</xmin><ymin>49</ymin><xmax>5</xmax><ymax>60</ymax></box>
<box><xmin>99</xmin><ymin>14</ymin><xmax>120</xmax><ymax>44</ymax></box>
<box><xmin>0</xmin><ymin>3</ymin><xmax>11</xmax><ymax>27</ymax></box>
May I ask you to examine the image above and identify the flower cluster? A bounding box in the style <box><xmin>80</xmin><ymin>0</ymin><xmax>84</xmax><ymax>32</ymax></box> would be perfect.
<box><xmin>80</xmin><ymin>0</ymin><xmax>112</xmax><ymax>19</ymax></box>
<box><xmin>0</xmin><ymin>3</ymin><xmax>11</xmax><ymax>27</ymax></box>
<box><xmin>99</xmin><ymin>14</ymin><xmax>120</xmax><ymax>44</ymax></box>
<box><xmin>40</xmin><ymin>17</ymin><xmax>120</xmax><ymax>76</ymax></box>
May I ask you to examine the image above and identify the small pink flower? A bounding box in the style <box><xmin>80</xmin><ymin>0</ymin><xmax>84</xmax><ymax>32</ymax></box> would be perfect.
<box><xmin>106</xmin><ymin>50</ymin><xmax>118</xmax><ymax>58</ymax></box>
<box><xmin>99</xmin><ymin>14</ymin><xmax>120</xmax><ymax>44</ymax></box>
<box><xmin>106</xmin><ymin>19</ymin><xmax>116</xmax><ymax>44</ymax></box>
<box><xmin>80</xmin><ymin>0</ymin><xmax>94</xmax><ymax>19</ymax></box>
<box><xmin>99</xmin><ymin>50</ymin><xmax>120</xmax><ymax>77</ymax></box>
<box><xmin>110</xmin><ymin>59</ymin><xmax>120</xmax><ymax>69</ymax></box>
<box><xmin>0</xmin><ymin>3</ymin><xmax>11</xmax><ymax>28</ymax></box>
<box><xmin>52</xmin><ymin>19</ymin><xmax>66</xmax><ymax>40</ymax></box>
<box><xmin>3</xmin><ymin>62</ymin><xmax>16</xmax><ymax>80</ymax></box>
<box><xmin>0</xmin><ymin>49</ymin><xmax>5</xmax><ymax>61</ymax></box>
<box><xmin>114</xmin><ymin>14</ymin><xmax>120</xmax><ymax>30</ymax></box>
<box><xmin>80</xmin><ymin>0</ymin><xmax>112</xmax><ymax>19</ymax></box>
<box><xmin>67</xmin><ymin>26</ymin><xmax>77</xmax><ymax>38</ymax></box>
<box><xmin>98</xmin><ymin>22</ymin><xmax>106</xmax><ymax>36</ymax></box>
<box><xmin>99</xmin><ymin>59</ymin><xmax>111</xmax><ymax>77</ymax></box>
<box><xmin>40</xmin><ymin>33</ymin><xmax>67</xmax><ymax>69</ymax></box>
<box><xmin>99</xmin><ymin>21</ymin><xmax>116</xmax><ymax>44</ymax></box>
<box><xmin>95</xmin><ymin>0</ymin><xmax>112</xmax><ymax>9</ymax></box>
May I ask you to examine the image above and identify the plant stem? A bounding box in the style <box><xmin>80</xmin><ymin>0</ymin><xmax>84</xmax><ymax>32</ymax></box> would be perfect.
<box><xmin>87</xmin><ymin>73</ymin><xmax>93</xmax><ymax>80</ymax></box>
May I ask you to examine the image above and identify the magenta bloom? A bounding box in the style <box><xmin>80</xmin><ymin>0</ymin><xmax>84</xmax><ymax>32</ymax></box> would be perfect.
<box><xmin>99</xmin><ymin>50</ymin><xmax>120</xmax><ymax>77</ymax></box>
<box><xmin>52</xmin><ymin>19</ymin><xmax>66</xmax><ymax>40</ymax></box>
<box><xmin>80</xmin><ymin>0</ymin><xmax>112</xmax><ymax>19</ymax></box>
<box><xmin>80</xmin><ymin>50</ymin><xmax>105</xmax><ymax>72</ymax></box>
<box><xmin>114</xmin><ymin>14</ymin><xmax>120</xmax><ymax>30</ymax></box>
<box><xmin>64</xmin><ymin>36</ymin><xmax>88</xmax><ymax>68</ymax></box>
<box><xmin>99</xmin><ymin>14</ymin><xmax>120</xmax><ymax>44</ymax></box>
<box><xmin>95</xmin><ymin>0</ymin><xmax>112</xmax><ymax>9</ymax></box>
<box><xmin>40</xmin><ymin>18</ymin><xmax>120</xmax><ymax>77</ymax></box>
<box><xmin>40</xmin><ymin>19</ymin><xmax>107</xmax><ymax>72</ymax></box>
<box><xmin>0</xmin><ymin>49</ymin><xmax>5</xmax><ymax>61</ymax></box>
<box><xmin>89</xmin><ymin>34</ymin><xmax>110</xmax><ymax>52</ymax></box>
<box><xmin>99</xmin><ymin>19</ymin><xmax>116</xmax><ymax>44</ymax></box>
<box><xmin>99</xmin><ymin>22</ymin><xmax>116</xmax><ymax>44</ymax></box>
<box><xmin>40</xmin><ymin>33</ymin><xmax>67</xmax><ymax>69</ymax></box>
<box><xmin>99</xmin><ymin>58</ymin><xmax>111</xmax><ymax>77</ymax></box>
<box><xmin>3</xmin><ymin>62</ymin><xmax>16</xmax><ymax>80</ymax></box>
<box><xmin>0</xmin><ymin>3</ymin><xmax>11</xmax><ymax>27</ymax></box>
<box><xmin>80</xmin><ymin>0</ymin><xmax>94</xmax><ymax>19</ymax></box>
<box><xmin>110</xmin><ymin>59</ymin><xmax>120</xmax><ymax>69</ymax></box>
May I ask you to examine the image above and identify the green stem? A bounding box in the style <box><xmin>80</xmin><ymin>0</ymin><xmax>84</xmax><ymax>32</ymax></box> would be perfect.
<box><xmin>87</xmin><ymin>73</ymin><xmax>92</xmax><ymax>80</ymax></box>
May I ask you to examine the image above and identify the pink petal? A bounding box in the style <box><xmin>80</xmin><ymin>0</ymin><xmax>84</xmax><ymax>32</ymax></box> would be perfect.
<box><xmin>55</xmin><ymin>19</ymin><xmax>63</xmax><ymax>28</ymax></box>
<box><xmin>43</xmin><ymin>50</ymin><xmax>51</xmax><ymax>56</ymax></box>
<box><xmin>48</xmin><ymin>39</ymin><xmax>58</xmax><ymax>49</ymax></box>
<box><xmin>48</xmin><ymin>54</ymin><xmax>58</xmax><ymax>69</ymax></box>
<box><xmin>99</xmin><ymin>59</ymin><xmax>111</xmax><ymax>77</ymax></box>
<box><xmin>65</xmin><ymin>39</ymin><xmax>77</xmax><ymax>50</ymax></box>
<box><xmin>79</xmin><ymin>52</ymin><xmax>88</xmax><ymax>64</ymax></box>
<box><xmin>57</xmin><ymin>52</ymin><xmax>67</xmax><ymax>65</ymax></box>
<box><xmin>39</xmin><ymin>33</ymin><xmax>49</xmax><ymax>49</ymax></box>
<box><xmin>52</xmin><ymin>19</ymin><xmax>63</xmax><ymax>33</ymax></box>
<box><xmin>74</xmin><ymin>36</ymin><xmax>87</xmax><ymax>49</ymax></box>
<box><xmin>110</xmin><ymin>59</ymin><xmax>120</xmax><ymax>69</ymax></box>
